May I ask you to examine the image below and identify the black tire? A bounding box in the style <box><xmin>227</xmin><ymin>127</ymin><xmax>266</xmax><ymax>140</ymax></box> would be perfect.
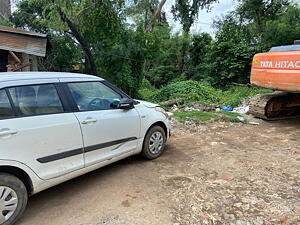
<box><xmin>142</xmin><ymin>125</ymin><xmax>166</xmax><ymax>159</ymax></box>
<box><xmin>0</xmin><ymin>173</ymin><xmax>28</xmax><ymax>225</ymax></box>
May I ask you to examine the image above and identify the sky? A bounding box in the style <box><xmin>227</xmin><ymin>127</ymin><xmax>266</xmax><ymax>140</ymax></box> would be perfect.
<box><xmin>164</xmin><ymin>0</ymin><xmax>237</xmax><ymax>35</ymax></box>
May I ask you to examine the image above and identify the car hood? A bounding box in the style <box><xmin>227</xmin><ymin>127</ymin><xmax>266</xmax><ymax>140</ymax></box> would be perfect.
<box><xmin>136</xmin><ymin>100</ymin><xmax>159</xmax><ymax>108</ymax></box>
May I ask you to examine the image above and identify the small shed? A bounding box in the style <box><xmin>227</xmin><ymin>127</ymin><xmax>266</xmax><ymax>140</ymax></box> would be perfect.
<box><xmin>0</xmin><ymin>25</ymin><xmax>47</xmax><ymax>72</ymax></box>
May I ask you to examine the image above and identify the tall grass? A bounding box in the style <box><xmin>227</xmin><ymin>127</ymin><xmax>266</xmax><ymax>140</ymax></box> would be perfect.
<box><xmin>139</xmin><ymin>80</ymin><xmax>272</xmax><ymax>107</ymax></box>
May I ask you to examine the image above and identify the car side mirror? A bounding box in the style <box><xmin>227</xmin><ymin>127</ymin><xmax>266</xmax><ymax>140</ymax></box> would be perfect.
<box><xmin>119</xmin><ymin>98</ymin><xmax>134</xmax><ymax>110</ymax></box>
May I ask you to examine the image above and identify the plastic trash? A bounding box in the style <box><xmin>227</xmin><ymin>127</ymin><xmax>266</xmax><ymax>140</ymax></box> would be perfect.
<box><xmin>236</xmin><ymin>116</ymin><xmax>245</xmax><ymax>122</ymax></box>
<box><xmin>184</xmin><ymin>107</ymin><xmax>200</xmax><ymax>111</ymax></box>
<box><xmin>187</xmin><ymin>117</ymin><xmax>195</xmax><ymax>123</ymax></box>
<box><xmin>249</xmin><ymin>121</ymin><xmax>259</xmax><ymax>125</ymax></box>
<box><xmin>233</xmin><ymin>105</ymin><xmax>249</xmax><ymax>114</ymax></box>
<box><xmin>220</xmin><ymin>106</ymin><xmax>233</xmax><ymax>111</ymax></box>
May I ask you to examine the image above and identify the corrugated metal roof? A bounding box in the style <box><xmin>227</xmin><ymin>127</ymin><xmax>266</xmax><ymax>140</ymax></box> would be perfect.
<box><xmin>0</xmin><ymin>25</ymin><xmax>46</xmax><ymax>37</ymax></box>
<box><xmin>0</xmin><ymin>25</ymin><xmax>47</xmax><ymax>57</ymax></box>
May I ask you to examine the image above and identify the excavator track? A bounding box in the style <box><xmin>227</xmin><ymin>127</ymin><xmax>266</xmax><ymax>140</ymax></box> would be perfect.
<box><xmin>249</xmin><ymin>92</ymin><xmax>300</xmax><ymax>120</ymax></box>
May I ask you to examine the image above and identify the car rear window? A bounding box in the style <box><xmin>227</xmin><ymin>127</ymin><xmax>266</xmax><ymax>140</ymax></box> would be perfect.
<box><xmin>0</xmin><ymin>89</ymin><xmax>14</xmax><ymax>119</ymax></box>
<box><xmin>8</xmin><ymin>84</ymin><xmax>64</xmax><ymax>116</ymax></box>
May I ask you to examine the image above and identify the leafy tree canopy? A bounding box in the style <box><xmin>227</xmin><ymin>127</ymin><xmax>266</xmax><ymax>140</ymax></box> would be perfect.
<box><xmin>1</xmin><ymin>0</ymin><xmax>300</xmax><ymax>100</ymax></box>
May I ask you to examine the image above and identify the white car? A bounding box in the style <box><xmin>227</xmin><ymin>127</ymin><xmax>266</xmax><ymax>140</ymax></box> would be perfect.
<box><xmin>0</xmin><ymin>72</ymin><xmax>170</xmax><ymax>225</ymax></box>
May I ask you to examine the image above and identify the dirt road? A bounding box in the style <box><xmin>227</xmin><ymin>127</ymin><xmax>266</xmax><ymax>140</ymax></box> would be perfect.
<box><xmin>16</xmin><ymin>119</ymin><xmax>300</xmax><ymax>225</ymax></box>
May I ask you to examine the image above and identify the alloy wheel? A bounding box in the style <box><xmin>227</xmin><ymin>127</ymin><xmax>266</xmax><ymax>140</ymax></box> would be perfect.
<box><xmin>0</xmin><ymin>186</ymin><xmax>18</xmax><ymax>224</ymax></box>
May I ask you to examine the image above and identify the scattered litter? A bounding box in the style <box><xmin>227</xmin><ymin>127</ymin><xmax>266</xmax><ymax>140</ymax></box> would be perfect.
<box><xmin>249</xmin><ymin>121</ymin><xmax>259</xmax><ymax>125</ymax></box>
<box><xmin>171</xmin><ymin>105</ymin><xmax>179</xmax><ymax>112</ymax></box>
<box><xmin>236</xmin><ymin>116</ymin><xmax>245</xmax><ymax>122</ymax></box>
<box><xmin>233</xmin><ymin>98</ymin><xmax>251</xmax><ymax>114</ymax></box>
<box><xmin>236</xmin><ymin>220</ymin><xmax>247</xmax><ymax>225</ymax></box>
<box><xmin>220</xmin><ymin>106</ymin><xmax>233</xmax><ymax>111</ymax></box>
<box><xmin>198</xmin><ymin>104</ymin><xmax>208</xmax><ymax>111</ymax></box>
<box><xmin>210</xmin><ymin>104</ymin><xmax>219</xmax><ymax>110</ymax></box>
<box><xmin>166</xmin><ymin>112</ymin><xmax>173</xmax><ymax>117</ymax></box>
<box><xmin>186</xmin><ymin>117</ymin><xmax>195</xmax><ymax>123</ymax></box>
<box><xmin>184</xmin><ymin>106</ymin><xmax>201</xmax><ymax>111</ymax></box>
<box><xmin>233</xmin><ymin>105</ymin><xmax>249</xmax><ymax>114</ymax></box>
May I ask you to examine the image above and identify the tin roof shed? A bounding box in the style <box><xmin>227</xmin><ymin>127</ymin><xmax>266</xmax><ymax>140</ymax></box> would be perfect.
<box><xmin>0</xmin><ymin>25</ymin><xmax>47</xmax><ymax>57</ymax></box>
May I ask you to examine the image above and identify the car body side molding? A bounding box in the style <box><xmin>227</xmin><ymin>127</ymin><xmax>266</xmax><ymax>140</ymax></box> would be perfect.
<box><xmin>84</xmin><ymin>137</ymin><xmax>138</xmax><ymax>153</ymax></box>
<box><xmin>37</xmin><ymin>137</ymin><xmax>138</xmax><ymax>163</ymax></box>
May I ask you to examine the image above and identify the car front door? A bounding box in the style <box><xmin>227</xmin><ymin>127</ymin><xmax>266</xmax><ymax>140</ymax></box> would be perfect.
<box><xmin>60</xmin><ymin>79</ymin><xmax>141</xmax><ymax>167</ymax></box>
<box><xmin>0</xmin><ymin>79</ymin><xmax>84</xmax><ymax>180</ymax></box>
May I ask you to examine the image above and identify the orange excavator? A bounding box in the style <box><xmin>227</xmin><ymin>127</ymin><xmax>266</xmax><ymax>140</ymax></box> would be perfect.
<box><xmin>249</xmin><ymin>41</ymin><xmax>300</xmax><ymax>120</ymax></box>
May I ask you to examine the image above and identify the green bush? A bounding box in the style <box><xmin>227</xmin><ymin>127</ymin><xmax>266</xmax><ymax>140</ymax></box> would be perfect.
<box><xmin>157</xmin><ymin>80</ymin><xmax>222</xmax><ymax>103</ymax></box>
<box><xmin>138</xmin><ymin>79</ymin><xmax>161</xmax><ymax>102</ymax></box>
<box><xmin>138</xmin><ymin>80</ymin><xmax>272</xmax><ymax>107</ymax></box>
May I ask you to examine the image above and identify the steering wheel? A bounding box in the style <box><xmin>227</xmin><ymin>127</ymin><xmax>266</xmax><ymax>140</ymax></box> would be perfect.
<box><xmin>87</xmin><ymin>98</ymin><xmax>110</xmax><ymax>110</ymax></box>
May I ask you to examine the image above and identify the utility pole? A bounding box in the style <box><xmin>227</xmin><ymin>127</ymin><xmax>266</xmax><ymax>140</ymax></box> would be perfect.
<box><xmin>0</xmin><ymin>0</ymin><xmax>11</xmax><ymax>18</ymax></box>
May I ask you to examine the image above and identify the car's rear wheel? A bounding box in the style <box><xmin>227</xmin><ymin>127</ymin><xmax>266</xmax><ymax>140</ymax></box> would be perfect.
<box><xmin>142</xmin><ymin>125</ymin><xmax>166</xmax><ymax>159</ymax></box>
<box><xmin>0</xmin><ymin>173</ymin><xmax>27</xmax><ymax>225</ymax></box>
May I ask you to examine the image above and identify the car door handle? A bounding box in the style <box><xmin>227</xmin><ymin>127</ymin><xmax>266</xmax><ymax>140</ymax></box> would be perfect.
<box><xmin>0</xmin><ymin>129</ymin><xmax>18</xmax><ymax>136</ymax></box>
<box><xmin>81</xmin><ymin>118</ymin><xmax>97</xmax><ymax>124</ymax></box>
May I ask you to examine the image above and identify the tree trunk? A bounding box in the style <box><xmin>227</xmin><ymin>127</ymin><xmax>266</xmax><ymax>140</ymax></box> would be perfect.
<box><xmin>56</xmin><ymin>6</ymin><xmax>98</xmax><ymax>75</ymax></box>
<box><xmin>144</xmin><ymin>0</ymin><xmax>167</xmax><ymax>33</ymax></box>
<box><xmin>180</xmin><ymin>48</ymin><xmax>185</xmax><ymax>74</ymax></box>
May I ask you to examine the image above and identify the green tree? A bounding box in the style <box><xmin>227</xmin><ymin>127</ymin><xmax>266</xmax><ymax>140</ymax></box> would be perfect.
<box><xmin>190</xmin><ymin>33</ymin><xmax>212</xmax><ymax>67</ymax></box>
<box><xmin>10</xmin><ymin>0</ymin><xmax>146</xmax><ymax>97</ymax></box>
<box><xmin>237</xmin><ymin>0</ymin><xmax>289</xmax><ymax>33</ymax></box>
<box><xmin>198</xmin><ymin>2</ymin><xmax>299</xmax><ymax>87</ymax></box>
<box><xmin>171</xmin><ymin>0</ymin><xmax>218</xmax><ymax>34</ymax></box>
<box><xmin>10</xmin><ymin>0</ymin><xmax>83</xmax><ymax>72</ymax></box>
<box><xmin>262</xmin><ymin>5</ymin><xmax>300</xmax><ymax>47</ymax></box>
<box><xmin>198</xmin><ymin>12</ymin><xmax>260</xmax><ymax>86</ymax></box>
<box><xmin>126</xmin><ymin>0</ymin><xmax>159</xmax><ymax>30</ymax></box>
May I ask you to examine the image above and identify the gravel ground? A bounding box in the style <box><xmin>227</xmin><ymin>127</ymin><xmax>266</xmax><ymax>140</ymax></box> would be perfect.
<box><xmin>16</xmin><ymin>118</ymin><xmax>300</xmax><ymax>225</ymax></box>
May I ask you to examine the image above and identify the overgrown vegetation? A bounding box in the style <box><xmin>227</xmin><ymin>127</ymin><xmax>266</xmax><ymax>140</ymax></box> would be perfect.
<box><xmin>139</xmin><ymin>80</ymin><xmax>272</xmax><ymax>106</ymax></box>
<box><xmin>2</xmin><ymin>0</ymin><xmax>298</xmax><ymax>103</ymax></box>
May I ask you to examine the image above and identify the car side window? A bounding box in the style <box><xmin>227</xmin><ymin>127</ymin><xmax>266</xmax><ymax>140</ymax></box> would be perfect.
<box><xmin>0</xmin><ymin>89</ymin><xmax>14</xmax><ymax>118</ymax></box>
<box><xmin>67</xmin><ymin>82</ymin><xmax>122</xmax><ymax>111</ymax></box>
<box><xmin>8</xmin><ymin>84</ymin><xmax>64</xmax><ymax>116</ymax></box>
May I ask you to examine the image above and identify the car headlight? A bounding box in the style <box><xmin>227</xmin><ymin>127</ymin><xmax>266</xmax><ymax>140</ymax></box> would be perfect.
<box><xmin>155</xmin><ymin>106</ymin><xmax>169</xmax><ymax>117</ymax></box>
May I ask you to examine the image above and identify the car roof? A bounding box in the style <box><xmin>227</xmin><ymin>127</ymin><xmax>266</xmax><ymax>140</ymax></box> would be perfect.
<box><xmin>0</xmin><ymin>72</ymin><xmax>103</xmax><ymax>82</ymax></box>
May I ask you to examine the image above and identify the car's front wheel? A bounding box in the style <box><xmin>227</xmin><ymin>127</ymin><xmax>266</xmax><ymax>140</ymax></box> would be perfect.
<box><xmin>142</xmin><ymin>125</ymin><xmax>166</xmax><ymax>159</ymax></box>
<box><xmin>0</xmin><ymin>173</ymin><xmax>28</xmax><ymax>225</ymax></box>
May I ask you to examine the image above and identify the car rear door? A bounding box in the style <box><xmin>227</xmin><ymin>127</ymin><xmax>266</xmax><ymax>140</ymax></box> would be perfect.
<box><xmin>0</xmin><ymin>79</ymin><xmax>84</xmax><ymax>180</ymax></box>
<box><xmin>59</xmin><ymin>78</ymin><xmax>141</xmax><ymax>167</ymax></box>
